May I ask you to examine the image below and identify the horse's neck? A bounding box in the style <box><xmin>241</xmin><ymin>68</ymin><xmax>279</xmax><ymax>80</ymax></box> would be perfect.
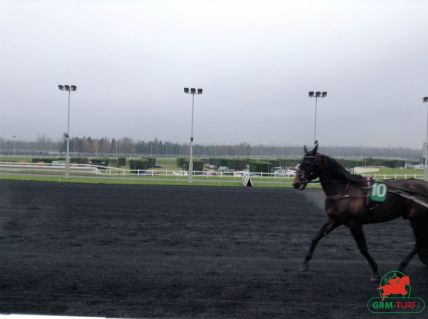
<box><xmin>319</xmin><ymin>166</ymin><xmax>349</xmax><ymax>196</ymax></box>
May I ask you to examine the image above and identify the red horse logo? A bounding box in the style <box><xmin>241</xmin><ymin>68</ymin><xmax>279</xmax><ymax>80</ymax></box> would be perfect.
<box><xmin>377</xmin><ymin>275</ymin><xmax>410</xmax><ymax>301</ymax></box>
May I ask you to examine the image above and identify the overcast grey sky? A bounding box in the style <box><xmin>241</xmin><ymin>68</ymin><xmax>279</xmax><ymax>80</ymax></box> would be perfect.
<box><xmin>1</xmin><ymin>0</ymin><xmax>428</xmax><ymax>148</ymax></box>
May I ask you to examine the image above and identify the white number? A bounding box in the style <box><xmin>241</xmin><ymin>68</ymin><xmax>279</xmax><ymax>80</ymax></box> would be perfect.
<box><xmin>373</xmin><ymin>183</ymin><xmax>387</xmax><ymax>198</ymax></box>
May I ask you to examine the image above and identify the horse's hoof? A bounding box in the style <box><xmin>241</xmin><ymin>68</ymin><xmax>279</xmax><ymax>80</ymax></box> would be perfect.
<box><xmin>370</xmin><ymin>273</ymin><xmax>380</xmax><ymax>282</ymax></box>
<box><xmin>300</xmin><ymin>262</ymin><xmax>309</xmax><ymax>272</ymax></box>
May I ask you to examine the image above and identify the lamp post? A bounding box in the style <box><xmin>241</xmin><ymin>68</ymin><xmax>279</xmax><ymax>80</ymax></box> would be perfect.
<box><xmin>423</xmin><ymin>97</ymin><xmax>428</xmax><ymax>181</ymax></box>
<box><xmin>308</xmin><ymin>91</ymin><xmax>327</xmax><ymax>144</ymax></box>
<box><xmin>12</xmin><ymin>135</ymin><xmax>16</xmax><ymax>156</ymax></box>
<box><xmin>184</xmin><ymin>87</ymin><xmax>203</xmax><ymax>183</ymax></box>
<box><xmin>115</xmin><ymin>140</ymin><xmax>119</xmax><ymax>166</ymax></box>
<box><xmin>58</xmin><ymin>84</ymin><xmax>77</xmax><ymax>178</ymax></box>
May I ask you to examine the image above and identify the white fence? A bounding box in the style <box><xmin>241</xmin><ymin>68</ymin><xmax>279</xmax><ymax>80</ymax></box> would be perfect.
<box><xmin>0</xmin><ymin>162</ymin><xmax>125</xmax><ymax>175</ymax></box>
<box><xmin>0</xmin><ymin>162</ymin><xmax>424</xmax><ymax>181</ymax></box>
<box><xmin>361</xmin><ymin>173</ymin><xmax>424</xmax><ymax>180</ymax></box>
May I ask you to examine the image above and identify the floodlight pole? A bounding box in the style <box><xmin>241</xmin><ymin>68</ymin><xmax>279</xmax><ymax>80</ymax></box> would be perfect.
<box><xmin>184</xmin><ymin>87</ymin><xmax>203</xmax><ymax>183</ymax></box>
<box><xmin>314</xmin><ymin>96</ymin><xmax>318</xmax><ymax>142</ymax></box>
<box><xmin>58</xmin><ymin>84</ymin><xmax>77</xmax><ymax>178</ymax></box>
<box><xmin>12</xmin><ymin>135</ymin><xmax>16</xmax><ymax>156</ymax></box>
<box><xmin>65</xmin><ymin>89</ymin><xmax>71</xmax><ymax>178</ymax></box>
<box><xmin>190</xmin><ymin>93</ymin><xmax>195</xmax><ymax>182</ymax></box>
<box><xmin>423</xmin><ymin>97</ymin><xmax>428</xmax><ymax>181</ymax></box>
<box><xmin>116</xmin><ymin>141</ymin><xmax>118</xmax><ymax>164</ymax></box>
<box><xmin>308</xmin><ymin>91</ymin><xmax>327</xmax><ymax>144</ymax></box>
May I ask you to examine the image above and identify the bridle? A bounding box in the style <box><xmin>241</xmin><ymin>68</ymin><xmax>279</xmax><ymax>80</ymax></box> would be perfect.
<box><xmin>297</xmin><ymin>155</ymin><xmax>368</xmax><ymax>200</ymax></box>
<box><xmin>298</xmin><ymin>155</ymin><xmax>321</xmax><ymax>185</ymax></box>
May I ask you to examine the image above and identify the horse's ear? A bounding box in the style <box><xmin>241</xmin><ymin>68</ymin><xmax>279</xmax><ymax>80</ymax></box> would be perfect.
<box><xmin>312</xmin><ymin>143</ymin><xmax>318</xmax><ymax>154</ymax></box>
<box><xmin>304</xmin><ymin>145</ymin><xmax>308</xmax><ymax>154</ymax></box>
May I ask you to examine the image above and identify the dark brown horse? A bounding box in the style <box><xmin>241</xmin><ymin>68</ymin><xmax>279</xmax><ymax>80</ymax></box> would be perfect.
<box><xmin>293</xmin><ymin>144</ymin><xmax>428</xmax><ymax>281</ymax></box>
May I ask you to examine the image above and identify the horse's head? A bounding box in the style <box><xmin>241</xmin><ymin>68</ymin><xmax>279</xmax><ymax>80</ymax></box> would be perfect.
<box><xmin>401</xmin><ymin>275</ymin><xmax>411</xmax><ymax>286</ymax></box>
<box><xmin>293</xmin><ymin>143</ymin><xmax>320</xmax><ymax>190</ymax></box>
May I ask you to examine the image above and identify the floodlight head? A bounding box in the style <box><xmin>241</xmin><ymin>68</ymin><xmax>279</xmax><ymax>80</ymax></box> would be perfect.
<box><xmin>423</xmin><ymin>97</ymin><xmax>428</xmax><ymax>103</ymax></box>
<box><xmin>64</xmin><ymin>85</ymin><xmax>70</xmax><ymax>91</ymax></box>
<box><xmin>58</xmin><ymin>85</ymin><xmax>64</xmax><ymax>90</ymax></box>
<box><xmin>315</xmin><ymin>91</ymin><xmax>321</xmax><ymax>97</ymax></box>
<box><xmin>184</xmin><ymin>88</ymin><xmax>189</xmax><ymax>93</ymax></box>
<box><xmin>197</xmin><ymin>88</ymin><xmax>203</xmax><ymax>94</ymax></box>
<box><xmin>322</xmin><ymin>92</ymin><xmax>327</xmax><ymax>97</ymax></box>
<box><xmin>308</xmin><ymin>91</ymin><xmax>314</xmax><ymax>97</ymax></box>
<box><xmin>70</xmin><ymin>85</ymin><xmax>77</xmax><ymax>91</ymax></box>
<box><xmin>191</xmin><ymin>88</ymin><xmax>196</xmax><ymax>94</ymax></box>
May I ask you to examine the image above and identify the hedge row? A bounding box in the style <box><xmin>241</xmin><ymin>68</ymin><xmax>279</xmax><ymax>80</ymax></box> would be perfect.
<box><xmin>207</xmin><ymin>157</ymin><xmax>412</xmax><ymax>171</ymax></box>
<box><xmin>208</xmin><ymin>158</ymin><xmax>299</xmax><ymax>172</ymax></box>
<box><xmin>176</xmin><ymin>157</ymin><xmax>298</xmax><ymax>172</ymax></box>
<box><xmin>32</xmin><ymin>158</ymin><xmax>55</xmax><ymax>163</ymax></box>
<box><xmin>88</xmin><ymin>157</ymin><xmax>128</xmax><ymax>166</ymax></box>
<box><xmin>176</xmin><ymin>158</ymin><xmax>204</xmax><ymax>171</ymax></box>
<box><xmin>32</xmin><ymin>157</ymin><xmax>152</xmax><ymax>169</ymax></box>
<box><xmin>337</xmin><ymin>158</ymin><xmax>409</xmax><ymax>168</ymax></box>
<box><xmin>89</xmin><ymin>158</ymin><xmax>109</xmax><ymax>166</ymax></box>
<box><xmin>208</xmin><ymin>158</ymin><xmax>249</xmax><ymax>170</ymax></box>
<box><xmin>249</xmin><ymin>160</ymin><xmax>273</xmax><ymax>173</ymax></box>
<box><xmin>71</xmin><ymin>158</ymin><xmax>89</xmax><ymax>164</ymax></box>
<box><xmin>104</xmin><ymin>157</ymin><xmax>127</xmax><ymax>167</ymax></box>
<box><xmin>129</xmin><ymin>158</ymin><xmax>157</xmax><ymax>171</ymax></box>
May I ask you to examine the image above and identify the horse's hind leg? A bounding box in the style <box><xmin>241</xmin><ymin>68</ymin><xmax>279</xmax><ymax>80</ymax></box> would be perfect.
<box><xmin>402</xmin><ymin>219</ymin><xmax>427</xmax><ymax>269</ymax></box>
<box><xmin>399</xmin><ymin>245</ymin><xmax>417</xmax><ymax>272</ymax></box>
<box><xmin>301</xmin><ymin>219</ymin><xmax>339</xmax><ymax>272</ymax></box>
<box><xmin>350</xmin><ymin>225</ymin><xmax>380</xmax><ymax>282</ymax></box>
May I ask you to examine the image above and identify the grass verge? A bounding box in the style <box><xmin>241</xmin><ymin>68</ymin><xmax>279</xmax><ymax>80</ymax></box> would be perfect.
<box><xmin>0</xmin><ymin>172</ymin><xmax>319</xmax><ymax>188</ymax></box>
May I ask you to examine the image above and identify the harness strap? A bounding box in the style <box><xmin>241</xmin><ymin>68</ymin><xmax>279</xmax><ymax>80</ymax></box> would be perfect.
<box><xmin>385</xmin><ymin>183</ymin><xmax>428</xmax><ymax>198</ymax></box>
<box><xmin>325</xmin><ymin>180</ymin><xmax>372</xmax><ymax>201</ymax></box>
<box><xmin>388</xmin><ymin>189</ymin><xmax>428</xmax><ymax>209</ymax></box>
<box><xmin>326</xmin><ymin>194</ymin><xmax>351</xmax><ymax>200</ymax></box>
<box><xmin>364</xmin><ymin>177</ymin><xmax>372</xmax><ymax>205</ymax></box>
<box><xmin>326</xmin><ymin>195</ymin><xmax>368</xmax><ymax>200</ymax></box>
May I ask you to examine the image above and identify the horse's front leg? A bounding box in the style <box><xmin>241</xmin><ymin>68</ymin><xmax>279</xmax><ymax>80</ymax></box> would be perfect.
<box><xmin>350</xmin><ymin>224</ymin><xmax>380</xmax><ymax>281</ymax></box>
<box><xmin>300</xmin><ymin>219</ymin><xmax>339</xmax><ymax>272</ymax></box>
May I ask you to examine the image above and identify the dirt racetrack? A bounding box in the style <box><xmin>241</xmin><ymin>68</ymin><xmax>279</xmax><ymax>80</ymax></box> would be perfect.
<box><xmin>0</xmin><ymin>180</ymin><xmax>427</xmax><ymax>318</ymax></box>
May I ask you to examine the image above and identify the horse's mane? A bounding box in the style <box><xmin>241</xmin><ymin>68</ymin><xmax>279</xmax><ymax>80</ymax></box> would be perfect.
<box><xmin>319</xmin><ymin>154</ymin><xmax>364</xmax><ymax>183</ymax></box>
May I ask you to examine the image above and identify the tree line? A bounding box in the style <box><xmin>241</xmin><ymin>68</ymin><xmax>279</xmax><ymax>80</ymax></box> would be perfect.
<box><xmin>0</xmin><ymin>135</ymin><xmax>422</xmax><ymax>160</ymax></box>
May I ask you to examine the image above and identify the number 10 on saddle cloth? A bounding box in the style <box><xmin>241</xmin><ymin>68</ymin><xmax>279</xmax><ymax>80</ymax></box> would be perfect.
<box><xmin>370</xmin><ymin>183</ymin><xmax>388</xmax><ymax>202</ymax></box>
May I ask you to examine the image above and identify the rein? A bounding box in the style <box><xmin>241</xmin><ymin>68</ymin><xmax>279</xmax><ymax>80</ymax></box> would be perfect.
<box><xmin>325</xmin><ymin>182</ymin><xmax>352</xmax><ymax>200</ymax></box>
<box><xmin>305</xmin><ymin>180</ymin><xmax>366</xmax><ymax>200</ymax></box>
<box><xmin>324</xmin><ymin>179</ymin><xmax>428</xmax><ymax>202</ymax></box>
<box><xmin>384</xmin><ymin>182</ymin><xmax>428</xmax><ymax>198</ymax></box>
